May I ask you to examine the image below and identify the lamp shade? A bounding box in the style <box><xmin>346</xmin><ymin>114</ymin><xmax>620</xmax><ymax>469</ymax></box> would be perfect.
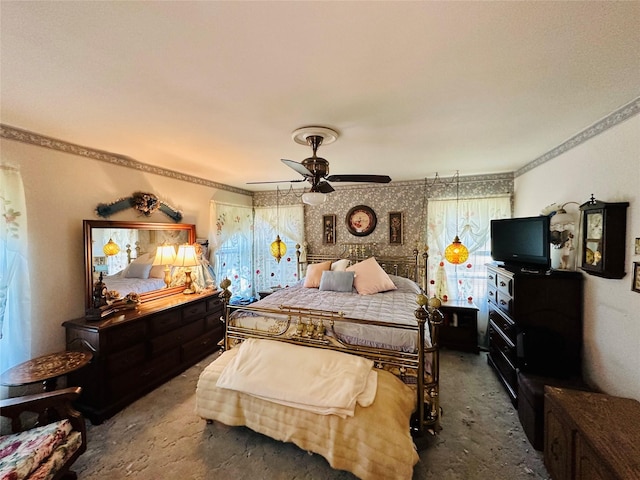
<box><xmin>302</xmin><ymin>192</ymin><xmax>326</xmax><ymax>206</ymax></box>
<box><xmin>152</xmin><ymin>244</ymin><xmax>177</xmax><ymax>266</ymax></box>
<box><xmin>270</xmin><ymin>235</ymin><xmax>287</xmax><ymax>263</ymax></box>
<box><xmin>444</xmin><ymin>236</ymin><xmax>469</xmax><ymax>264</ymax></box>
<box><xmin>103</xmin><ymin>238</ymin><xmax>120</xmax><ymax>256</ymax></box>
<box><xmin>173</xmin><ymin>244</ymin><xmax>199</xmax><ymax>267</ymax></box>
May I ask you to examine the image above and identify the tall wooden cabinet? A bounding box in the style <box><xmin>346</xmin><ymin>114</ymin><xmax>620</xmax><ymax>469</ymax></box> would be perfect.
<box><xmin>486</xmin><ymin>264</ymin><xmax>583</xmax><ymax>405</ymax></box>
<box><xmin>63</xmin><ymin>291</ymin><xmax>224</xmax><ymax>424</ymax></box>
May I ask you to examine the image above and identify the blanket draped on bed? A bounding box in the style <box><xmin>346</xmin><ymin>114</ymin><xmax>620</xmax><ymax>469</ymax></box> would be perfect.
<box><xmin>216</xmin><ymin>338</ymin><xmax>377</xmax><ymax>418</ymax></box>
<box><xmin>196</xmin><ymin>348</ymin><xmax>419</xmax><ymax>480</ymax></box>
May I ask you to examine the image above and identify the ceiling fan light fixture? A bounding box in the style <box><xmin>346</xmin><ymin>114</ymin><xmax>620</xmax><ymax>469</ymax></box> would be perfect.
<box><xmin>302</xmin><ymin>191</ymin><xmax>326</xmax><ymax>206</ymax></box>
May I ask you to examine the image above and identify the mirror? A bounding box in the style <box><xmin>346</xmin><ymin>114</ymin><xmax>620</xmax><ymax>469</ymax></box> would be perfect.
<box><xmin>83</xmin><ymin>220</ymin><xmax>197</xmax><ymax>309</ymax></box>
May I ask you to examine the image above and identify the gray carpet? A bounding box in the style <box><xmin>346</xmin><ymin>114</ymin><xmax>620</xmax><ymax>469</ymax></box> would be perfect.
<box><xmin>73</xmin><ymin>349</ymin><xmax>549</xmax><ymax>479</ymax></box>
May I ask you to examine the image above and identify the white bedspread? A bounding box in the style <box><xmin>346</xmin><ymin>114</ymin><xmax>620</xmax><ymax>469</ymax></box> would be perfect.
<box><xmin>216</xmin><ymin>338</ymin><xmax>377</xmax><ymax>418</ymax></box>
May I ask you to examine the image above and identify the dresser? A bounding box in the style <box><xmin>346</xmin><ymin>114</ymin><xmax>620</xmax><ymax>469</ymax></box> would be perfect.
<box><xmin>544</xmin><ymin>386</ymin><xmax>640</xmax><ymax>480</ymax></box>
<box><xmin>486</xmin><ymin>264</ymin><xmax>583</xmax><ymax>405</ymax></box>
<box><xmin>63</xmin><ymin>290</ymin><xmax>224</xmax><ymax>424</ymax></box>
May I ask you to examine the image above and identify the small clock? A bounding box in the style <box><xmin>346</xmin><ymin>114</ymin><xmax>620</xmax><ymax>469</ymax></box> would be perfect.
<box><xmin>346</xmin><ymin>205</ymin><xmax>377</xmax><ymax>237</ymax></box>
<box><xmin>579</xmin><ymin>196</ymin><xmax>629</xmax><ymax>279</ymax></box>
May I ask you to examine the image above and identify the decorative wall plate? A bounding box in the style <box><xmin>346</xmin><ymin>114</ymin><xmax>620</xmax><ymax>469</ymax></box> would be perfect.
<box><xmin>346</xmin><ymin>205</ymin><xmax>377</xmax><ymax>237</ymax></box>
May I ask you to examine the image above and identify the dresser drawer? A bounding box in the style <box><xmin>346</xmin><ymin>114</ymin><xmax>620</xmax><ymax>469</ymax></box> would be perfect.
<box><xmin>182</xmin><ymin>300</ymin><xmax>207</xmax><ymax>322</ymax></box>
<box><xmin>150</xmin><ymin>318</ymin><xmax>204</xmax><ymax>355</ymax></box>
<box><xmin>489</xmin><ymin>320</ymin><xmax>516</xmax><ymax>366</ymax></box>
<box><xmin>104</xmin><ymin>322</ymin><xmax>146</xmax><ymax>353</ymax></box>
<box><xmin>107</xmin><ymin>344</ymin><xmax>146</xmax><ymax>375</ymax></box>
<box><xmin>487</xmin><ymin>269</ymin><xmax>498</xmax><ymax>288</ymax></box>
<box><xmin>149</xmin><ymin>310</ymin><xmax>182</xmax><ymax>336</ymax></box>
<box><xmin>205</xmin><ymin>312</ymin><xmax>224</xmax><ymax>331</ymax></box>
<box><xmin>489</xmin><ymin>309</ymin><xmax>516</xmax><ymax>344</ymax></box>
<box><xmin>487</xmin><ymin>285</ymin><xmax>498</xmax><ymax>306</ymax></box>
<box><xmin>181</xmin><ymin>328</ymin><xmax>222</xmax><ymax>364</ymax></box>
<box><xmin>496</xmin><ymin>291</ymin><xmax>513</xmax><ymax>317</ymax></box>
<box><xmin>206</xmin><ymin>296</ymin><xmax>223</xmax><ymax>313</ymax></box>
<box><xmin>497</xmin><ymin>272</ymin><xmax>513</xmax><ymax>296</ymax></box>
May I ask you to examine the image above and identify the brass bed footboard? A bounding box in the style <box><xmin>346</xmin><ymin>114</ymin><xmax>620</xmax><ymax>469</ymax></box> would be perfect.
<box><xmin>223</xmin><ymin>299</ymin><xmax>443</xmax><ymax>435</ymax></box>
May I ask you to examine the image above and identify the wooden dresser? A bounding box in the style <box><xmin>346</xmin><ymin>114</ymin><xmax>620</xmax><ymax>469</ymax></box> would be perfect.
<box><xmin>544</xmin><ymin>386</ymin><xmax>640</xmax><ymax>480</ymax></box>
<box><xmin>63</xmin><ymin>290</ymin><xmax>224</xmax><ymax>424</ymax></box>
<box><xmin>486</xmin><ymin>264</ymin><xmax>583</xmax><ymax>405</ymax></box>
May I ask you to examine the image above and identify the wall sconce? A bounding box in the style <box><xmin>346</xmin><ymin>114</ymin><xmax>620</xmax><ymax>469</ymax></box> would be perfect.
<box><xmin>173</xmin><ymin>244</ymin><xmax>199</xmax><ymax>294</ymax></box>
<box><xmin>152</xmin><ymin>243</ymin><xmax>177</xmax><ymax>288</ymax></box>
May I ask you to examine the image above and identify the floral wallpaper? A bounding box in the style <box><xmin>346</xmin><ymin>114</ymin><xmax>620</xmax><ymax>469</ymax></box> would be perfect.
<box><xmin>253</xmin><ymin>173</ymin><xmax>513</xmax><ymax>258</ymax></box>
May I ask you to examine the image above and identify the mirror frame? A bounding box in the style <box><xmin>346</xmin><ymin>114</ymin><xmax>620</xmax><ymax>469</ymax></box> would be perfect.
<box><xmin>83</xmin><ymin>220</ymin><xmax>197</xmax><ymax>309</ymax></box>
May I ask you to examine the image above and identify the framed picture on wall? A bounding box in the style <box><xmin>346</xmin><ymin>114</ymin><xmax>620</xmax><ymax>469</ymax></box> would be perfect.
<box><xmin>389</xmin><ymin>211</ymin><xmax>403</xmax><ymax>245</ymax></box>
<box><xmin>323</xmin><ymin>214</ymin><xmax>336</xmax><ymax>244</ymax></box>
<box><xmin>632</xmin><ymin>262</ymin><xmax>640</xmax><ymax>293</ymax></box>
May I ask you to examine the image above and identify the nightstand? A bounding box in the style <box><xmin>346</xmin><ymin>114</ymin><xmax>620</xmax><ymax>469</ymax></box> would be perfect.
<box><xmin>438</xmin><ymin>299</ymin><xmax>479</xmax><ymax>353</ymax></box>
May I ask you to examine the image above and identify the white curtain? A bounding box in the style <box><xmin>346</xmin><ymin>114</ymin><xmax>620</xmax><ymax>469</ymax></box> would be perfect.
<box><xmin>208</xmin><ymin>201</ymin><xmax>254</xmax><ymax>298</ymax></box>
<box><xmin>427</xmin><ymin>196</ymin><xmax>511</xmax><ymax>347</ymax></box>
<box><xmin>254</xmin><ymin>204</ymin><xmax>304</xmax><ymax>292</ymax></box>
<box><xmin>0</xmin><ymin>164</ymin><xmax>32</xmax><ymax>373</ymax></box>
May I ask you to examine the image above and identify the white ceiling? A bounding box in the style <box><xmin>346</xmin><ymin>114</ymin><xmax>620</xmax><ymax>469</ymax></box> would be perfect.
<box><xmin>1</xmin><ymin>1</ymin><xmax>639</xmax><ymax>192</ymax></box>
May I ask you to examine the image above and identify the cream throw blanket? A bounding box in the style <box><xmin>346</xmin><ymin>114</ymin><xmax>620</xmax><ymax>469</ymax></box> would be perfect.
<box><xmin>215</xmin><ymin>338</ymin><xmax>377</xmax><ymax>418</ymax></box>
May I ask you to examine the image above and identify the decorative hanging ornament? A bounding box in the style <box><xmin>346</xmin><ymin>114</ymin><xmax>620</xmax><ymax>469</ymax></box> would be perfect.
<box><xmin>270</xmin><ymin>235</ymin><xmax>287</xmax><ymax>263</ymax></box>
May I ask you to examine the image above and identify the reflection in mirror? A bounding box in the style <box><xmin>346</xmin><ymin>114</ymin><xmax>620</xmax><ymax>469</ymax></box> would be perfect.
<box><xmin>83</xmin><ymin>220</ymin><xmax>200</xmax><ymax>309</ymax></box>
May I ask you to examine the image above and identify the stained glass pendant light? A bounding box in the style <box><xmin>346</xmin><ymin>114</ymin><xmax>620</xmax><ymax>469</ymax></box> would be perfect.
<box><xmin>270</xmin><ymin>187</ymin><xmax>287</xmax><ymax>263</ymax></box>
<box><xmin>444</xmin><ymin>171</ymin><xmax>469</xmax><ymax>264</ymax></box>
<box><xmin>103</xmin><ymin>238</ymin><xmax>120</xmax><ymax>256</ymax></box>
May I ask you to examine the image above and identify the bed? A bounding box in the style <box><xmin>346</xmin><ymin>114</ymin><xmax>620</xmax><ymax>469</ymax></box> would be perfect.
<box><xmin>195</xmin><ymin>244</ymin><xmax>442</xmax><ymax>479</ymax></box>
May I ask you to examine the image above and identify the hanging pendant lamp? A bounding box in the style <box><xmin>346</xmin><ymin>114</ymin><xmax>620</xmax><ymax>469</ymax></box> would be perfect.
<box><xmin>444</xmin><ymin>171</ymin><xmax>469</xmax><ymax>264</ymax></box>
<box><xmin>270</xmin><ymin>187</ymin><xmax>287</xmax><ymax>263</ymax></box>
<box><xmin>103</xmin><ymin>238</ymin><xmax>120</xmax><ymax>256</ymax></box>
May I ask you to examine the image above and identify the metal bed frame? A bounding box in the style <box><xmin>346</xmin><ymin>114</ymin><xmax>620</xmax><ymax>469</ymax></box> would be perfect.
<box><xmin>220</xmin><ymin>243</ymin><xmax>442</xmax><ymax>435</ymax></box>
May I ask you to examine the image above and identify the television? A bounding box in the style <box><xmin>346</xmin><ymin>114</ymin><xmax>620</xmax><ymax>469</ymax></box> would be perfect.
<box><xmin>490</xmin><ymin>216</ymin><xmax>551</xmax><ymax>271</ymax></box>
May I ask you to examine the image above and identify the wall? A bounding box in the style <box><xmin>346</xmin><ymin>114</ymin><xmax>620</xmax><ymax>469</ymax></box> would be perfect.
<box><xmin>253</xmin><ymin>174</ymin><xmax>513</xmax><ymax>258</ymax></box>
<box><xmin>514</xmin><ymin>114</ymin><xmax>640</xmax><ymax>400</ymax></box>
<box><xmin>0</xmin><ymin>138</ymin><xmax>250</xmax><ymax>360</ymax></box>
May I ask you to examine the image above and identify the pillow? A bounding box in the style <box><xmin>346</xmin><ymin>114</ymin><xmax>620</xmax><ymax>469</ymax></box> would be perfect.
<box><xmin>346</xmin><ymin>257</ymin><xmax>397</xmax><ymax>295</ymax></box>
<box><xmin>319</xmin><ymin>271</ymin><xmax>355</xmax><ymax>292</ymax></box>
<box><xmin>331</xmin><ymin>259</ymin><xmax>350</xmax><ymax>271</ymax></box>
<box><xmin>149</xmin><ymin>264</ymin><xmax>166</xmax><ymax>279</ymax></box>
<box><xmin>124</xmin><ymin>262</ymin><xmax>152</xmax><ymax>279</ymax></box>
<box><xmin>303</xmin><ymin>261</ymin><xmax>332</xmax><ymax>288</ymax></box>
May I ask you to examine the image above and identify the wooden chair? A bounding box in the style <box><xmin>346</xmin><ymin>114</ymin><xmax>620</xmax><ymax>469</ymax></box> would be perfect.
<box><xmin>0</xmin><ymin>386</ymin><xmax>87</xmax><ymax>480</ymax></box>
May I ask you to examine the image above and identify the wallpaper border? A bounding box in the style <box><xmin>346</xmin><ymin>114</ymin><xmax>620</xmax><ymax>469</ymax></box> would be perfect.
<box><xmin>515</xmin><ymin>96</ymin><xmax>640</xmax><ymax>177</ymax></box>
<box><xmin>0</xmin><ymin>123</ymin><xmax>253</xmax><ymax>196</ymax></box>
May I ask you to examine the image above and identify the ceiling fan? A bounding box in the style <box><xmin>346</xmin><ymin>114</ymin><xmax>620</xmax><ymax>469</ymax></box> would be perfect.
<box><xmin>248</xmin><ymin>126</ymin><xmax>391</xmax><ymax>204</ymax></box>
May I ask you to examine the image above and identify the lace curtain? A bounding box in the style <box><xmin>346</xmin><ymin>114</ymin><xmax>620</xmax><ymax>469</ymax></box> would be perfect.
<box><xmin>427</xmin><ymin>196</ymin><xmax>511</xmax><ymax>347</ymax></box>
<box><xmin>208</xmin><ymin>201</ymin><xmax>254</xmax><ymax>298</ymax></box>
<box><xmin>253</xmin><ymin>204</ymin><xmax>304</xmax><ymax>292</ymax></box>
<box><xmin>0</xmin><ymin>164</ymin><xmax>31</xmax><ymax>373</ymax></box>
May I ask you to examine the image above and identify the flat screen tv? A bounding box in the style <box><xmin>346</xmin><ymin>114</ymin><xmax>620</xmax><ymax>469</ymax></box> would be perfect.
<box><xmin>490</xmin><ymin>216</ymin><xmax>551</xmax><ymax>271</ymax></box>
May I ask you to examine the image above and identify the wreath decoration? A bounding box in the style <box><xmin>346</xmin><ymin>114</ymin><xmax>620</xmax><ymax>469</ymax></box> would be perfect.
<box><xmin>95</xmin><ymin>191</ymin><xmax>183</xmax><ymax>222</ymax></box>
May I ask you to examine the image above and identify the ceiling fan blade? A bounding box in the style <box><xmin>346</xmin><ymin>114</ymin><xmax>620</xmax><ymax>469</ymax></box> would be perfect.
<box><xmin>281</xmin><ymin>158</ymin><xmax>313</xmax><ymax>177</ymax></box>
<box><xmin>246</xmin><ymin>179</ymin><xmax>306</xmax><ymax>185</ymax></box>
<box><xmin>316</xmin><ymin>181</ymin><xmax>335</xmax><ymax>193</ymax></box>
<box><xmin>325</xmin><ymin>174</ymin><xmax>392</xmax><ymax>183</ymax></box>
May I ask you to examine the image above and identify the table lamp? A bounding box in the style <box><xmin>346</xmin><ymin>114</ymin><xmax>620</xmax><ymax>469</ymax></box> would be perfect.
<box><xmin>152</xmin><ymin>243</ymin><xmax>177</xmax><ymax>288</ymax></box>
<box><xmin>173</xmin><ymin>244</ymin><xmax>199</xmax><ymax>294</ymax></box>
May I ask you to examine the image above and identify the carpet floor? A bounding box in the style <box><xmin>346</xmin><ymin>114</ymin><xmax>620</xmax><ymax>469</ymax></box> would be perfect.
<box><xmin>73</xmin><ymin>348</ymin><xmax>550</xmax><ymax>479</ymax></box>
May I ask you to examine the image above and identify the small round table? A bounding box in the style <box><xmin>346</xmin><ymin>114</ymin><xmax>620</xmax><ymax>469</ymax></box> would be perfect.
<box><xmin>0</xmin><ymin>351</ymin><xmax>93</xmax><ymax>392</ymax></box>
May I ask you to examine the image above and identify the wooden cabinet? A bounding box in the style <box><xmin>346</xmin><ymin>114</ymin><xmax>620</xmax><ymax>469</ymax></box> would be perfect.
<box><xmin>486</xmin><ymin>264</ymin><xmax>583</xmax><ymax>405</ymax></box>
<box><xmin>544</xmin><ymin>386</ymin><xmax>640</xmax><ymax>480</ymax></box>
<box><xmin>438</xmin><ymin>300</ymin><xmax>479</xmax><ymax>353</ymax></box>
<box><xmin>63</xmin><ymin>291</ymin><xmax>224</xmax><ymax>424</ymax></box>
